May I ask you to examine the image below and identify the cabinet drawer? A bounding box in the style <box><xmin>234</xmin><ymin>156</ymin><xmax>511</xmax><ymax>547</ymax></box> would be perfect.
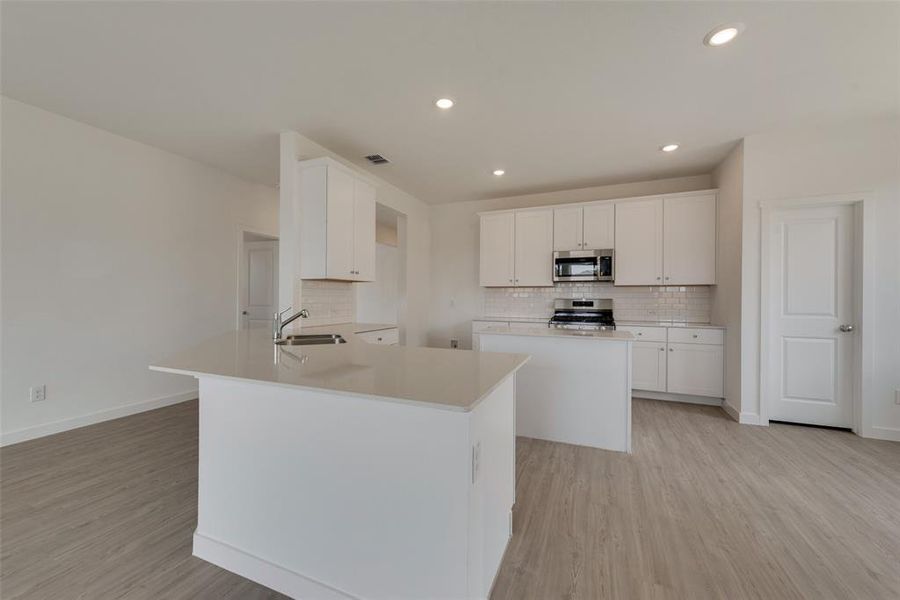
<box><xmin>667</xmin><ymin>327</ymin><xmax>724</xmax><ymax>345</ymax></box>
<box><xmin>358</xmin><ymin>328</ymin><xmax>399</xmax><ymax>345</ymax></box>
<box><xmin>617</xmin><ymin>325</ymin><xmax>667</xmax><ymax>343</ymax></box>
<box><xmin>472</xmin><ymin>320</ymin><xmax>509</xmax><ymax>333</ymax></box>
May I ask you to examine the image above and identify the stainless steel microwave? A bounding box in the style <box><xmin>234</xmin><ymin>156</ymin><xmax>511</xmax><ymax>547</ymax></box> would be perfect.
<box><xmin>553</xmin><ymin>249</ymin><xmax>614</xmax><ymax>282</ymax></box>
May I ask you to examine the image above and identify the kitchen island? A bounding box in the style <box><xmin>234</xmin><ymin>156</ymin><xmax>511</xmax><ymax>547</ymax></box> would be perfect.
<box><xmin>150</xmin><ymin>327</ymin><xmax>528</xmax><ymax>600</ymax></box>
<box><xmin>477</xmin><ymin>325</ymin><xmax>633</xmax><ymax>452</ymax></box>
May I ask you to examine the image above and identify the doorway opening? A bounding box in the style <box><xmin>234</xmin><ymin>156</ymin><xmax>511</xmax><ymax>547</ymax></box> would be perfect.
<box><xmin>237</xmin><ymin>229</ymin><xmax>279</xmax><ymax>330</ymax></box>
<box><xmin>356</xmin><ymin>203</ymin><xmax>405</xmax><ymax>340</ymax></box>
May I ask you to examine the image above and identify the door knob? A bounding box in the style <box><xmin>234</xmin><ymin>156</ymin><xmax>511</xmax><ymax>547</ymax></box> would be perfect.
<box><xmin>839</xmin><ymin>324</ymin><xmax>855</xmax><ymax>333</ymax></box>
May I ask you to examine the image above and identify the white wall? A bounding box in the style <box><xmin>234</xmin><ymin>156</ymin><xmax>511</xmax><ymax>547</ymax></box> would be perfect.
<box><xmin>357</xmin><ymin>243</ymin><xmax>400</xmax><ymax>325</ymax></box>
<box><xmin>427</xmin><ymin>174</ymin><xmax>713</xmax><ymax>349</ymax></box>
<box><xmin>740</xmin><ymin>117</ymin><xmax>900</xmax><ymax>439</ymax></box>
<box><xmin>1</xmin><ymin>97</ymin><xmax>278</xmax><ymax>444</ymax></box>
<box><xmin>279</xmin><ymin>131</ymin><xmax>432</xmax><ymax>346</ymax></box>
<box><xmin>711</xmin><ymin>142</ymin><xmax>744</xmax><ymax>420</ymax></box>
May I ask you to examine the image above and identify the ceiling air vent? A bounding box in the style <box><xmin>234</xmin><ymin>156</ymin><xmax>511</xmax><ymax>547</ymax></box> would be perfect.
<box><xmin>365</xmin><ymin>154</ymin><xmax>390</xmax><ymax>165</ymax></box>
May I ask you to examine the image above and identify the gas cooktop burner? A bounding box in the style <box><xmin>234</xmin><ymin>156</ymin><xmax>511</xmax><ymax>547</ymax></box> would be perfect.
<box><xmin>548</xmin><ymin>298</ymin><xmax>615</xmax><ymax>331</ymax></box>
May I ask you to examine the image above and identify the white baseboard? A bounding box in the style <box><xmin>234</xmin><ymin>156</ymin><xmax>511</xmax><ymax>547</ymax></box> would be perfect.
<box><xmin>632</xmin><ymin>390</ymin><xmax>723</xmax><ymax>407</ymax></box>
<box><xmin>193</xmin><ymin>532</ymin><xmax>360</xmax><ymax>600</ymax></box>
<box><xmin>0</xmin><ymin>390</ymin><xmax>197</xmax><ymax>447</ymax></box>
<box><xmin>739</xmin><ymin>411</ymin><xmax>762</xmax><ymax>426</ymax></box>
<box><xmin>867</xmin><ymin>425</ymin><xmax>900</xmax><ymax>442</ymax></box>
<box><xmin>721</xmin><ymin>401</ymin><xmax>740</xmax><ymax>422</ymax></box>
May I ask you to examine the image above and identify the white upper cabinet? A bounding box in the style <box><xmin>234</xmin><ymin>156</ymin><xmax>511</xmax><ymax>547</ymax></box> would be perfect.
<box><xmin>298</xmin><ymin>158</ymin><xmax>376</xmax><ymax>282</ymax></box>
<box><xmin>663</xmin><ymin>193</ymin><xmax>717</xmax><ymax>285</ymax></box>
<box><xmin>553</xmin><ymin>207</ymin><xmax>583</xmax><ymax>251</ymax></box>
<box><xmin>614</xmin><ymin>192</ymin><xmax>717</xmax><ymax>286</ymax></box>
<box><xmin>479</xmin><ymin>189</ymin><xmax>716</xmax><ymax>288</ymax></box>
<box><xmin>614</xmin><ymin>198</ymin><xmax>664</xmax><ymax>285</ymax></box>
<box><xmin>582</xmin><ymin>204</ymin><xmax>615</xmax><ymax>249</ymax></box>
<box><xmin>514</xmin><ymin>210</ymin><xmax>554</xmax><ymax>286</ymax></box>
<box><xmin>480</xmin><ymin>212</ymin><xmax>515</xmax><ymax>286</ymax></box>
<box><xmin>479</xmin><ymin>209</ymin><xmax>553</xmax><ymax>287</ymax></box>
<box><xmin>352</xmin><ymin>180</ymin><xmax>377</xmax><ymax>281</ymax></box>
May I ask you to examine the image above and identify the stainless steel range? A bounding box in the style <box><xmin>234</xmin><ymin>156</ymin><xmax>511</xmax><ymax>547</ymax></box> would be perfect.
<box><xmin>548</xmin><ymin>298</ymin><xmax>615</xmax><ymax>331</ymax></box>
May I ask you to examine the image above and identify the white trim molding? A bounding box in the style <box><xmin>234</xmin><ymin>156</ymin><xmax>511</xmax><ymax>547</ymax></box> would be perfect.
<box><xmin>868</xmin><ymin>426</ymin><xmax>900</xmax><ymax>443</ymax></box>
<box><xmin>193</xmin><ymin>533</ymin><xmax>360</xmax><ymax>600</ymax></box>
<box><xmin>757</xmin><ymin>192</ymin><xmax>873</xmax><ymax>436</ymax></box>
<box><xmin>0</xmin><ymin>390</ymin><xmax>196</xmax><ymax>447</ymax></box>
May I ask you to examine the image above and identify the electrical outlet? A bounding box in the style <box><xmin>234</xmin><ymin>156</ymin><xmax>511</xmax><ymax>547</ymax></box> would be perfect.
<box><xmin>450</xmin><ymin>338</ymin><xmax>459</xmax><ymax>349</ymax></box>
<box><xmin>895</xmin><ymin>389</ymin><xmax>900</xmax><ymax>405</ymax></box>
<box><xmin>29</xmin><ymin>384</ymin><xmax>46</xmax><ymax>403</ymax></box>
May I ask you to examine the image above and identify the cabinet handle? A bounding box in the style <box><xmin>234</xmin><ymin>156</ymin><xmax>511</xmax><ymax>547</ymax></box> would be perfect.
<box><xmin>656</xmin><ymin>277</ymin><xmax>661</xmax><ymax>281</ymax></box>
<box><xmin>669</xmin><ymin>348</ymin><xmax>674</xmax><ymax>352</ymax></box>
<box><xmin>692</xmin><ymin>334</ymin><xmax>699</xmax><ymax>338</ymax></box>
<box><xmin>665</xmin><ymin>276</ymin><xmax>670</xmax><ymax>281</ymax></box>
<box><xmin>659</xmin><ymin>347</ymin><xmax>664</xmax><ymax>351</ymax></box>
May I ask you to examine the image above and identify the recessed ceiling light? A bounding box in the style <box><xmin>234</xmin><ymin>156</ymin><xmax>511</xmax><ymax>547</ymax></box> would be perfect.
<box><xmin>492</xmin><ymin>169</ymin><xmax>505</xmax><ymax>176</ymax></box>
<box><xmin>704</xmin><ymin>23</ymin><xmax>744</xmax><ymax>47</ymax></box>
<box><xmin>660</xmin><ymin>144</ymin><xmax>680</xmax><ymax>153</ymax></box>
<box><xmin>435</xmin><ymin>98</ymin><xmax>454</xmax><ymax>109</ymax></box>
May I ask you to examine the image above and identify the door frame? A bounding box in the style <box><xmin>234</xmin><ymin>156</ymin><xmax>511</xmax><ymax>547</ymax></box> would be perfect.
<box><xmin>759</xmin><ymin>192</ymin><xmax>874</xmax><ymax>435</ymax></box>
<box><xmin>235</xmin><ymin>226</ymin><xmax>279</xmax><ymax>330</ymax></box>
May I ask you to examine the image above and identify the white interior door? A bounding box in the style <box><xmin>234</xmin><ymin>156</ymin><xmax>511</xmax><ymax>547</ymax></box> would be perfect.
<box><xmin>240</xmin><ymin>240</ymin><xmax>278</xmax><ymax>329</ymax></box>
<box><xmin>767</xmin><ymin>204</ymin><xmax>855</xmax><ymax>427</ymax></box>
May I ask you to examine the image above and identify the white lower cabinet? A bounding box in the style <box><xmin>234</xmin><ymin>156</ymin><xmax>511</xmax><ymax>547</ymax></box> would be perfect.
<box><xmin>666</xmin><ymin>343</ymin><xmax>724</xmax><ymax>397</ymax></box>
<box><xmin>620</xmin><ymin>325</ymin><xmax>724</xmax><ymax>398</ymax></box>
<box><xmin>631</xmin><ymin>341</ymin><xmax>667</xmax><ymax>392</ymax></box>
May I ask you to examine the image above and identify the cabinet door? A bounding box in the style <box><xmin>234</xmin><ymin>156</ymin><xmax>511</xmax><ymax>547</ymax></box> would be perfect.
<box><xmin>631</xmin><ymin>340</ymin><xmax>667</xmax><ymax>392</ymax></box>
<box><xmin>614</xmin><ymin>198</ymin><xmax>663</xmax><ymax>285</ymax></box>
<box><xmin>352</xmin><ymin>180</ymin><xmax>376</xmax><ymax>281</ymax></box>
<box><xmin>325</xmin><ymin>167</ymin><xmax>357</xmax><ymax>280</ymax></box>
<box><xmin>514</xmin><ymin>210</ymin><xmax>554</xmax><ymax>286</ymax></box>
<box><xmin>663</xmin><ymin>193</ymin><xmax>717</xmax><ymax>284</ymax></box>
<box><xmin>553</xmin><ymin>207</ymin><xmax>583</xmax><ymax>251</ymax></box>
<box><xmin>582</xmin><ymin>204</ymin><xmax>615</xmax><ymax>249</ymax></box>
<box><xmin>479</xmin><ymin>213</ymin><xmax>515</xmax><ymax>286</ymax></box>
<box><xmin>666</xmin><ymin>343</ymin><xmax>724</xmax><ymax>397</ymax></box>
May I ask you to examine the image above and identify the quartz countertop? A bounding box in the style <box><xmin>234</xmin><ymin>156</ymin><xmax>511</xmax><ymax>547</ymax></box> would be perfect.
<box><xmin>286</xmin><ymin>321</ymin><xmax>398</xmax><ymax>335</ymax></box>
<box><xmin>477</xmin><ymin>316</ymin><xmax>724</xmax><ymax>330</ymax></box>
<box><xmin>477</xmin><ymin>325</ymin><xmax>634</xmax><ymax>341</ymax></box>
<box><xmin>617</xmin><ymin>321</ymin><xmax>725</xmax><ymax>329</ymax></box>
<box><xmin>150</xmin><ymin>326</ymin><xmax>528</xmax><ymax>413</ymax></box>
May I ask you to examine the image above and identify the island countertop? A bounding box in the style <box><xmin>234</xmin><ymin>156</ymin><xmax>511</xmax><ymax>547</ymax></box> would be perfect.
<box><xmin>150</xmin><ymin>326</ymin><xmax>529</xmax><ymax>412</ymax></box>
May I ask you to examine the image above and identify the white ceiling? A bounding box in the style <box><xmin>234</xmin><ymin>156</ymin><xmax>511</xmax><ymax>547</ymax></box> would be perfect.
<box><xmin>2</xmin><ymin>2</ymin><xmax>898</xmax><ymax>204</ymax></box>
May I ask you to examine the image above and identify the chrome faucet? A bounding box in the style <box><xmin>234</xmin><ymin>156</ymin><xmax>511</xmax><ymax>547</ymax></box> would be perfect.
<box><xmin>273</xmin><ymin>307</ymin><xmax>309</xmax><ymax>341</ymax></box>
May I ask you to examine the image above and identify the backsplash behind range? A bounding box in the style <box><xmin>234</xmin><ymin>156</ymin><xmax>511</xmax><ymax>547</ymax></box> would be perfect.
<box><xmin>483</xmin><ymin>282</ymin><xmax>711</xmax><ymax>323</ymax></box>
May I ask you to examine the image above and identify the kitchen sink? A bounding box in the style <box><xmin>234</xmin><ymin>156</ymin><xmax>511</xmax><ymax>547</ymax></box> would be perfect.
<box><xmin>275</xmin><ymin>334</ymin><xmax>346</xmax><ymax>346</ymax></box>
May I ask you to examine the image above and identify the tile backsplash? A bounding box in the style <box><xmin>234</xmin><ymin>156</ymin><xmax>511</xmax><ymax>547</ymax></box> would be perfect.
<box><xmin>483</xmin><ymin>283</ymin><xmax>711</xmax><ymax>323</ymax></box>
<box><xmin>298</xmin><ymin>280</ymin><xmax>356</xmax><ymax>327</ymax></box>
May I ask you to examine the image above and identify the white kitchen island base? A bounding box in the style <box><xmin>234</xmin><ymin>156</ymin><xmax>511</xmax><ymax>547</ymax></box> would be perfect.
<box><xmin>192</xmin><ymin>375</ymin><xmax>515</xmax><ymax>600</ymax></box>
<box><xmin>479</xmin><ymin>328</ymin><xmax>632</xmax><ymax>452</ymax></box>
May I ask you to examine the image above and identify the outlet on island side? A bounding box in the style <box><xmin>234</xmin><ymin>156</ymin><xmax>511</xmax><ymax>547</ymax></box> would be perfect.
<box><xmin>29</xmin><ymin>384</ymin><xmax>46</xmax><ymax>403</ymax></box>
<box><xmin>450</xmin><ymin>338</ymin><xmax>459</xmax><ymax>349</ymax></box>
<box><xmin>895</xmin><ymin>389</ymin><xmax>900</xmax><ymax>405</ymax></box>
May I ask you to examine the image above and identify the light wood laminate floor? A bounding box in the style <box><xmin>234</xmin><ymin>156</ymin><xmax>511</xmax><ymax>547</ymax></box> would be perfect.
<box><xmin>2</xmin><ymin>399</ymin><xmax>898</xmax><ymax>599</ymax></box>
